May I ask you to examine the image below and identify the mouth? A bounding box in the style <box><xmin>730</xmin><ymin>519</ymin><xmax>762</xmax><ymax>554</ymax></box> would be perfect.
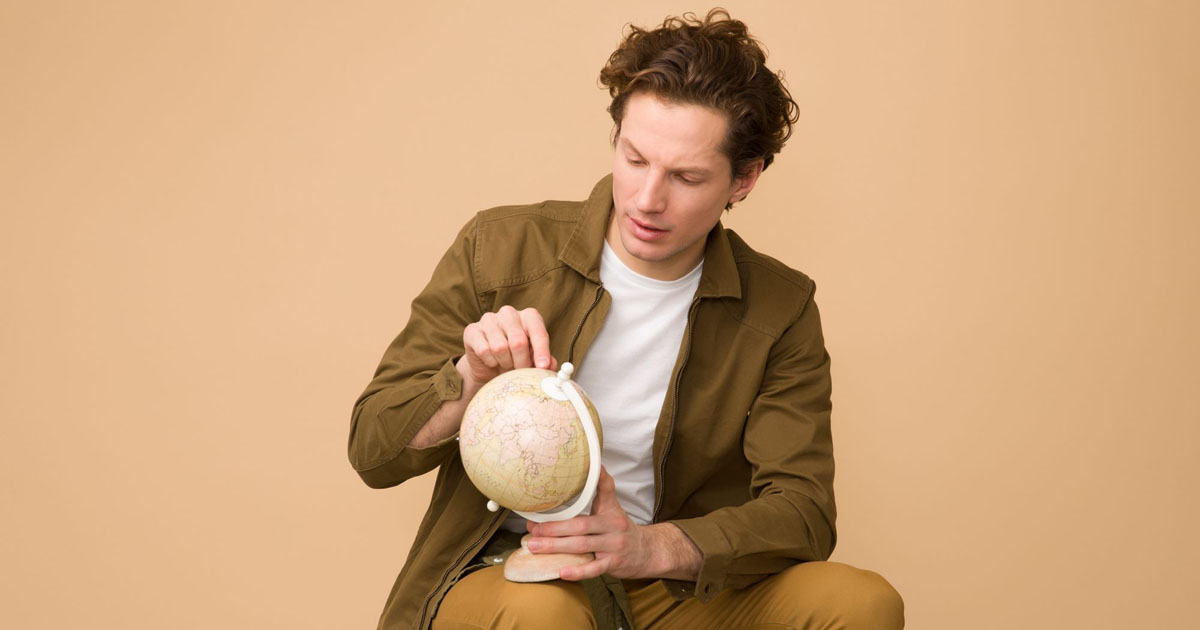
<box><xmin>627</xmin><ymin>214</ymin><xmax>670</xmax><ymax>242</ymax></box>
<box><xmin>629</xmin><ymin>216</ymin><xmax>668</xmax><ymax>232</ymax></box>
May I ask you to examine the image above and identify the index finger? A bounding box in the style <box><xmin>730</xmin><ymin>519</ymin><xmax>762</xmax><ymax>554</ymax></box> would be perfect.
<box><xmin>519</xmin><ymin>308</ymin><xmax>553</xmax><ymax>369</ymax></box>
<box><xmin>528</xmin><ymin>514</ymin><xmax>605</xmax><ymax>538</ymax></box>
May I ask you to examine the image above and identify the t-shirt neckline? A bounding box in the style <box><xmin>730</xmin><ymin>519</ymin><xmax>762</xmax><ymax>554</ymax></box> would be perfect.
<box><xmin>601</xmin><ymin>241</ymin><xmax>704</xmax><ymax>291</ymax></box>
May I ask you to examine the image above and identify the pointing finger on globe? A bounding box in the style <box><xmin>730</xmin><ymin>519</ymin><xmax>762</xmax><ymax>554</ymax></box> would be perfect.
<box><xmin>460</xmin><ymin>306</ymin><xmax>557</xmax><ymax>388</ymax></box>
<box><xmin>518</xmin><ymin>308</ymin><xmax>555</xmax><ymax>370</ymax></box>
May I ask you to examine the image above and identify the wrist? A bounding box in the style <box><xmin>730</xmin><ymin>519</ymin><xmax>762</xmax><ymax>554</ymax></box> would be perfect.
<box><xmin>647</xmin><ymin>523</ymin><xmax>702</xmax><ymax>580</ymax></box>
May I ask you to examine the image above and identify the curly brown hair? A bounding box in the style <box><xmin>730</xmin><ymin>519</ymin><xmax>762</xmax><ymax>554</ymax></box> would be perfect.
<box><xmin>599</xmin><ymin>8</ymin><xmax>799</xmax><ymax>181</ymax></box>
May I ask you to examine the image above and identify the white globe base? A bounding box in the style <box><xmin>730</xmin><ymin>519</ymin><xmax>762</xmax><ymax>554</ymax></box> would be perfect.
<box><xmin>502</xmin><ymin>535</ymin><xmax>594</xmax><ymax>583</ymax></box>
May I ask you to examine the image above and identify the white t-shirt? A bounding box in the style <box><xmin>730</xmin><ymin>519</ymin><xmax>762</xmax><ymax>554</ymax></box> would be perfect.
<box><xmin>502</xmin><ymin>241</ymin><xmax>701</xmax><ymax>531</ymax></box>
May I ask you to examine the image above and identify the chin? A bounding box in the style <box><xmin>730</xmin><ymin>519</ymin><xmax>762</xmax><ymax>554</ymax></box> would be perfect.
<box><xmin>619</xmin><ymin>231</ymin><xmax>659</xmax><ymax>256</ymax></box>
<box><xmin>626</xmin><ymin>243</ymin><xmax>674</xmax><ymax>267</ymax></box>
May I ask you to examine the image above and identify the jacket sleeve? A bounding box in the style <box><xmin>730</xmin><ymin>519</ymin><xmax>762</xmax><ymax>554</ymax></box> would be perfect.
<box><xmin>347</xmin><ymin>215</ymin><xmax>485</xmax><ymax>489</ymax></box>
<box><xmin>667</xmin><ymin>291</ymin><xmax>836</xmax><ymax>602</ymax></box>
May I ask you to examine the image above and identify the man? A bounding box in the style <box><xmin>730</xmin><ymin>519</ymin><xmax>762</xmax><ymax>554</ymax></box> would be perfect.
<box><xmin>350</xmin><ymin>9</ymin><xmax>903</xmax><ymax>630</ymax></box>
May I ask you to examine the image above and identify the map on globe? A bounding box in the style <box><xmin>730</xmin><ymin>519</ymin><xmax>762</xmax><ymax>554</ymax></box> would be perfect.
<box><xmin>459</xmin><ymin>369</ymin><xmax>601</xmax><ymax>513</ymax></box>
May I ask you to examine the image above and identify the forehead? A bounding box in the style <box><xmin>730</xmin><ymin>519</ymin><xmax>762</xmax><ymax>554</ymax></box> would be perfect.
<box><xmin>619</xmin><ymin>92</ymin><xmax>729</xmax><ymax>169</ymax></box>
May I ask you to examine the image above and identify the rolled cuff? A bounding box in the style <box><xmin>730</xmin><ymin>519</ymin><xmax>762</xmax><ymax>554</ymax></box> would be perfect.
<box><xmin>665</xmin><ymin>517</ymin><xmax>734</xmax><ymax>603</ymax></box>
<box><xmin>353</xmin><ymin>358</ymin><xmax>465</xmax><ymax>487</ymax></box>
<box><xmin>383</xmin><ymin>357</ymin><xmax>465</xmax><ymax>448</ymax></box>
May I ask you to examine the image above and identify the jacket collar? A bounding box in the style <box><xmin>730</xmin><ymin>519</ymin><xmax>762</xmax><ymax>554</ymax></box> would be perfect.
<box><xmin>559</xmin><ymin>174</ymin><xmax>742</xmax><ymax>300</ymax></box>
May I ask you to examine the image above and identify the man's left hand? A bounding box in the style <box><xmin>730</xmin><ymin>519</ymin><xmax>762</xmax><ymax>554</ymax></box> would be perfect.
<box><xmin>525</xmin><ymin>467</ymin><xmax>702</xmax><ymax>581</ymax></box>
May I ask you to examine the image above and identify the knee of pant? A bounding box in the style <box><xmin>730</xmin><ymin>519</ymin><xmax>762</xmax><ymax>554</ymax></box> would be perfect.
<box><xmin>842</xmin><ymin>567</ymin><xmax>904</xmax><ymax>629</ymax></box>
<box><xmin>492</xmin><ymin>580</ymin><xmax>595</xmax><ymax>629</ymax></box>
<box><xmin>776</xmin><ymin>562</ymin><xmax>905</xmax><ymax>630</ymax></box>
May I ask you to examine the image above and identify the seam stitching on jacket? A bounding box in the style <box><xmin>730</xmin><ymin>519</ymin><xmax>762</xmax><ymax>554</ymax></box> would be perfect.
<box><xmin>477</xmin><ymin>208</ymin><xmax>576</xmax><ymax>225</ymax></box>
<box><xmin>470</xmin><ymin>214</ymin><xmax>487</xmax><ymax>315</ymax></box>
<box><xmin>717</xmin><ymin>299</ymin><xmax>781</xmax><ymax>340</ymax></box>
<box><xmin>734</xmin><ymin>258</ymin><xmax>814</xmax><ymax>291</ymax></box>
<box><xmin>717</xmin><ymin>288</ymin><xmax>814</xmax><ymax>340</ymax></box>
<box><xmin>477</xmin><ymin>263</ymin><xmax>572</xmax><ymax>292</ymax></box>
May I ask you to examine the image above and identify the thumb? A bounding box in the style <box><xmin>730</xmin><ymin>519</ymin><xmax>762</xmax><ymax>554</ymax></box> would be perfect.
<box><xmin>591</xmin><ymin>467</ymin><xmax>621</xmax><ymax>514</ymax></box>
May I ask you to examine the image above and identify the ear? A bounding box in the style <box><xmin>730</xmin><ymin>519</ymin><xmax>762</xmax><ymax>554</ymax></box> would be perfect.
<box><xmin>729</xmin><ymin>159</ymin><xmax>765</xmax><ymax>205</ymax></box>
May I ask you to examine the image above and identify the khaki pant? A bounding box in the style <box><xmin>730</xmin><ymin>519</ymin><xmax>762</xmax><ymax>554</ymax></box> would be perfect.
<box><xmin>433</xmin><ymin>561</ymin><xmax>904</xmax><ymax>630</ymax></box>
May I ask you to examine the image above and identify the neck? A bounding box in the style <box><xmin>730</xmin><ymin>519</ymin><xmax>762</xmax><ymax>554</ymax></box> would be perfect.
<box><xmin>604</xmin><ymin>215</ymin><xmax>704</xmax><ymax>281</ymax></box>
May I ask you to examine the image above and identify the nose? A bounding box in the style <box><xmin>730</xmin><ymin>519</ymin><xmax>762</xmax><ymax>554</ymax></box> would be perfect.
<box><xmin>634</xmin><ymin>170</ymin><xmax>667</xmax><ymax>214</ymax></box>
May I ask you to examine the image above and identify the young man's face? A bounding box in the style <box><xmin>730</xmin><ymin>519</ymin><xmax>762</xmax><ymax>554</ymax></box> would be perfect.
<box><xmin>607</xmin><ymin>91</ymin><xmax>761</xmax><ymax>281</ymax></box>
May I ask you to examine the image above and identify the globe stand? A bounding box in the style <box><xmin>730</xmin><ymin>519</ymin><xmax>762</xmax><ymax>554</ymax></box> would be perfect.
<box><xmin>480</xmin><ymin>363</ymin><xmax>604</xmax><ymax>582</ymax></box>
<box><xmin>503</xmin><ymin>534</ymin><xmax>594</xmax><ymax>583</ymax></box>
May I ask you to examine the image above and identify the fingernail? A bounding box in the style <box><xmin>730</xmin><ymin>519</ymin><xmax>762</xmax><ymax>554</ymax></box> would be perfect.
<box><xmin>536</xmin><ymin>357</ymin><xmax>547</xmax><ymax>368</ymax></box>
<box><xmin>526</xmin><ymin>539</ymin><xmax>542</xmax><ymax>552</ymax></box>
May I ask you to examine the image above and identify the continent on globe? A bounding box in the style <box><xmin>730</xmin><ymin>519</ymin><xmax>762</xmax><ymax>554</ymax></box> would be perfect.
<box><xmin>459</xmin><ymin>368</ymin><xmax>602</xmax><ymax>513</ymax></box>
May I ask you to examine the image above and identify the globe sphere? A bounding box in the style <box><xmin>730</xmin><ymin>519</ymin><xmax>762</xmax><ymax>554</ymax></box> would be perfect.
<box><xmin>459</xmin><ymin>368</ymin><xmax>602</xmax><ymax>512</ymax></box>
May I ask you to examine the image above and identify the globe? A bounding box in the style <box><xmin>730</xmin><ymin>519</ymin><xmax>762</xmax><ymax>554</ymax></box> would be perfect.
<box><xmin>459</xmin><ymin>365</ymin><xmax>603</xmax><ymax>515</ymax></box>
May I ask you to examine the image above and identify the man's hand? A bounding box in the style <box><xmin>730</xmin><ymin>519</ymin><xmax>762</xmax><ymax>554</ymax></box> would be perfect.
<box><xmin>525</xmin><ymin>468</ymin><xmax>703</xmax><ymax>581</ymax></box>
<box><xmin>410</xmin><ymin>306</ymin><xmax>556</xmax><ymax>449</ymax></box>
<box><xmin>459</xmin><ymin>305</ymin><xmax>558</xmax><ymax>389</ymax></box>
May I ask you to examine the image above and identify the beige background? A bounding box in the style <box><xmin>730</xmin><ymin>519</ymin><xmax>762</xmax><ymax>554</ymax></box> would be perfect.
<box><xmin>2</xmin><ymin>1</ymin><xmax>1198</xmax><ymax>628</ymax></box>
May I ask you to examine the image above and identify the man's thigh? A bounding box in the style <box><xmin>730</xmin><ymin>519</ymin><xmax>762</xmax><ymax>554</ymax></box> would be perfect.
<box><xmin>629</xmin><ymin>561</ymin><xmax>904</xmax><ymax>630</ymax></box>
<box><xmin>433</xmin><ymin>566</ymin><xmax>596</xmax><ymax>630</ymax></box>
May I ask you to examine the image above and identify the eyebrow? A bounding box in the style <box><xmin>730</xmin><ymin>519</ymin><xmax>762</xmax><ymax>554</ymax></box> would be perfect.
<box><xmin>620</xmin><ymin>137</ymin><xmax>714</xmax><ymax>178</ymax></box>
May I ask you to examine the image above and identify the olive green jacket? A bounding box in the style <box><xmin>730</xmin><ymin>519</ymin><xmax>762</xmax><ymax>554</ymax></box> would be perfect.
<box><xmin>349</xmin><ymin>174</ymin><xmax>836</xmax><ymax>630</ymax></box>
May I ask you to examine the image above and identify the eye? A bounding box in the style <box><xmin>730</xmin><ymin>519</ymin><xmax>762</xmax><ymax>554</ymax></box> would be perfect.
<box><xmin>677</xmin><ymin>175</ymin><xmax>700</xmax><ymax>185</ymax></box>
<box><xmin>627</xmin><ymin>157</ymin><xmax>646</xmax><ymax>167</ymax></box>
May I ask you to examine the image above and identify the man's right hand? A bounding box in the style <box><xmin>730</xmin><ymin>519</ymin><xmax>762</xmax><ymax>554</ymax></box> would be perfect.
<box><xmin>410</xmin><ymin>306</ymin><xmax>557</xmax><ymax>449</ymax></box>
<box><xmin>458</xmin><ymin>306</ymin><xmax>558</xmax><ymax>391</ymax></box>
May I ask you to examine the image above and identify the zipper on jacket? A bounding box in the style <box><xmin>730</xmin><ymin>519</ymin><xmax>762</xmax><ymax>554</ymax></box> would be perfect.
<box><xmin>652</xmin><ymin>296</ymin><xmax>702</xmax><ymax>522</ymax></box>
<box><xmin>567</xmin><ymin>284</ymin><xmax>606</xmax><ymax>365</ymax></box>
<box><xmin>418</xmin><ymin>510</ymin><xmax>504</xmax><ymax>629</ymax></box>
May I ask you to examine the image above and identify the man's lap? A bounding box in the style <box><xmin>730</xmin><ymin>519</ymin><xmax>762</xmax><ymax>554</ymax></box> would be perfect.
<box><xmin>434</xmin><ymin>561</ymin><xmax>903</xmax><ymax>630</ymax></box>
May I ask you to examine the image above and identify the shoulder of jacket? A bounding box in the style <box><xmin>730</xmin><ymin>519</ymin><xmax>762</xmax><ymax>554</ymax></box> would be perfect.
<box><xmin>474</xmin><ymin>198</ymin><xmax>584</xmax><ymax>226</ymax></box>
<box><xmin>722</xmin><ymin>228</ymin><xmax>819</xmax><ymax>336</ymax></box>
<box><xmin>466</xmin><ymin>199</ymin><xmax>584</xmax><ymax>291</ymax></box>
<box><xmin>726</xmin><ymin>229</ymin><xmax>815</xmax><ymax>296</ymax></box>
